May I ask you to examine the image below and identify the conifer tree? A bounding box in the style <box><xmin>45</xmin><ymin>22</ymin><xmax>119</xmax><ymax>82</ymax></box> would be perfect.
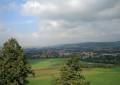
<box><xmin>0</xmin><ymin>38</ymin><xmax>33</xmax><ymax>85</ymax></box>
<box><xmin>54</xmin><ymin>57</ymin><xmax>90</xmax><ymax>85</ymax></box>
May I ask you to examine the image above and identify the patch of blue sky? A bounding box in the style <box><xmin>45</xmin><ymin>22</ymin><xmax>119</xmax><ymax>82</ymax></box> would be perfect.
<box><xmin>0</xmin><ymin>0</ymin><xmax>38</xmax><ymax>33</ymax></box>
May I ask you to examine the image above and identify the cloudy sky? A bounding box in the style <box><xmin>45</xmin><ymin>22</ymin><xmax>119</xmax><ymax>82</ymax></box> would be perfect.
<box><xmin>0</xmin><ymin>0</ymin><xmax>120</xmax><ymax>47</ymax></box>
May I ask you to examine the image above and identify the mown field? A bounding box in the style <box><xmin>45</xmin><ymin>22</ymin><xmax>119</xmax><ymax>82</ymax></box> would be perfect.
<box><xmin>28</xmin><ymin>58</ymin><xmax>120</xmax><ymax>85</ymax></box>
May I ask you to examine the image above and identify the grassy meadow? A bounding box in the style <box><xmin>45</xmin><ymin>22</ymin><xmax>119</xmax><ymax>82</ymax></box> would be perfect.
<box><xmin>28</xmin><ymin>58</ymin><xmax>120</xmax><ymax>85</ymax></box>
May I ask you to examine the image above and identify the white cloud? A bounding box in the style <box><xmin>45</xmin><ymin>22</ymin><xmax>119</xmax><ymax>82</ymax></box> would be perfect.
<box><xmin>0</xmin><ymin>23</ymin><xmax>12</xmax><ymax>45</ymax></box>
<box><xmin>32</xmin><ymin>32</ymin><xmax>39</xmax><ymax>38</ymax></box>
<box><xmin>21</xmin><ymin>0</ymin><xmax>58</xmax><ymax>15</ymax></box>
<box><xmin>19</xmin><ymin>0</ymin><xmax>120</xmax><ymax>47</ymax></box>
<box><xmin>1</xmin><ymin>0</ymin><xmax>120</xmax><ymax>47</ymax></box>
<box><xmin>21</xmin><ymin>0</ymin><xmax>120</xmax><ymax>16</ymax></box>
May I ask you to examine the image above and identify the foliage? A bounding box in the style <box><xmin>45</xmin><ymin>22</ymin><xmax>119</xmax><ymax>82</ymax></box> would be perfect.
<box><xmin>83</xmin><ymin>55</ymin><xmax>120</xmax><ymax>65</ymax></box>
<box><xmin>54</xmin><ymin>57</ymin><xmax>90</xmax><ymax>85</ymax></box>
<box><xmin>0</xmin><ymin>38</ymin><xmax>33</xmax><ymax>85</ymax></box>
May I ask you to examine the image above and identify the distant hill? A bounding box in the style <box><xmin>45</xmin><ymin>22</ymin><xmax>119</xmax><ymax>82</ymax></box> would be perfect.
<box><xmin>24</xmin><ymin>41</ymin><xmax>120</xmax><ymax>51</ymax></box>
<box><xmin>51</xmin><ymin>41</ymin><xmax>120</xmax><ymax>50</ymax></box>
<box><xmin>24</xmin><ymin>41</ymin><xmax>120</xmax><ymax>59</ymax></box>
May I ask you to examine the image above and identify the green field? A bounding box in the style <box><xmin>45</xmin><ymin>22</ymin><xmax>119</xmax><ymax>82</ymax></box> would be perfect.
<box><xmin>28</xmin><ymin>58</ymin><xmax>120</xmax><ymax>85</ymax></box>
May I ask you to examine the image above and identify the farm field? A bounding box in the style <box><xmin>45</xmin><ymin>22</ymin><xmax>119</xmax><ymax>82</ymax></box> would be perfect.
<box><xmin>28</xmin><ymin>58</ymin><xmax>120</xmax><ymax>85</ymax></box>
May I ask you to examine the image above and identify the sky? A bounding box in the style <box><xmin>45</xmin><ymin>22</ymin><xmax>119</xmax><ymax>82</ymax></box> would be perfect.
<box><xmin>0</xmin><ymin>0</ymin><xmax>120</xmax><ymax>47</ymax></box>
